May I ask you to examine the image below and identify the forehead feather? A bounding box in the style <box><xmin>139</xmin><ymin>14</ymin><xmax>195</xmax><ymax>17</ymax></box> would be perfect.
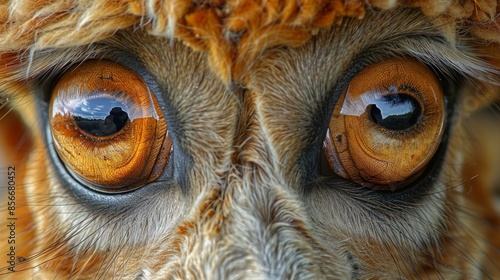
<box><xmin>0</xmin><ymin>0</ymin><xmax>498</xmax><ymax>81</ymax></box>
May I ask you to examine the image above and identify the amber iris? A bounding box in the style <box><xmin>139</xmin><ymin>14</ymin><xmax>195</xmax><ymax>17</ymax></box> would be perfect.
<box><xmin>325</xmin><ymin>58</ymin><xmax>445</xmax><ymax>190</ymax></box>
<box><xmin>49</xmin><ymin>60</ymin><xmax>170</xmax><ymax>192</ymax></box>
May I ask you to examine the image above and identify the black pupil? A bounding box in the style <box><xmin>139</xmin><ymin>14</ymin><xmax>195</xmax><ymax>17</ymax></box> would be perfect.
<box><xmin>369</xmin><ymin>94</ymin><xmax>421</xmax><ymax>131</ymax></box>
<box><xmin>73</xmin><ymin>97</ymin><xmax>129</xmax><ymax>137</ymax></box>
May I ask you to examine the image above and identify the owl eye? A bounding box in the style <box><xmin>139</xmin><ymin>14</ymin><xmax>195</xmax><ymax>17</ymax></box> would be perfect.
<box><xmin>49</xmin><ymin>60</ymin><xmax>171</xmax><ymax>193</ymax></box>
<box><xmin>324</xmin><ymin>58</ymin><xmax>445</xmax><ymax>190</ymax></box>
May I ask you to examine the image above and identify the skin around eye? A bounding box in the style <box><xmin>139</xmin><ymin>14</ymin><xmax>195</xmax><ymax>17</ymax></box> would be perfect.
<box><xmin>49</xmin><ymin>60</ymin><xmax>171</xmax><ymax>193</ymax></box>
<box><xmin>324</xmin><ymin>58</ymin><xmax>445</xmax><ymax>190</ymax></box>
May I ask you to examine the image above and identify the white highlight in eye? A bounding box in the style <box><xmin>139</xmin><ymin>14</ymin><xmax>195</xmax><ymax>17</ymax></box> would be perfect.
<box><xmin>340</xmin><ymin>90</ymin><xmax>381</xmax><ymax>117</ymax></box>
<box><xmin>52</xmin><ymin>94</ymin><xmax>86</xmax><ymax>117</ymax></box>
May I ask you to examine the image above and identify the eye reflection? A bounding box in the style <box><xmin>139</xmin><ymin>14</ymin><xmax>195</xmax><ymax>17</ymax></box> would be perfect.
<box><xmin>72</xmin><ymin>97</ymin><xmax>130</xmax><ymax>137</ymax></box>
<box><xmin>369</xmin><ymin>94</ymin><xmax>421</xmax><ymax>131</ymax></box>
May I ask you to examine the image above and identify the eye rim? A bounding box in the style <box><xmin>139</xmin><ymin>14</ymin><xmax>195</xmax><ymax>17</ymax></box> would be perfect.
<box><xmin>39</xmin><ymin>52</ymin><xmax>187</xmax><ymax>218</ymax></box>
<box><xmin>48</xmin><ymin>59</ymin><xmax>172</xmax><ymax>194</ymax></box>
<box><xmin>321</xmin><ymin>57</ymin><xmax>447</xmax><ymax>191</ymax></box>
